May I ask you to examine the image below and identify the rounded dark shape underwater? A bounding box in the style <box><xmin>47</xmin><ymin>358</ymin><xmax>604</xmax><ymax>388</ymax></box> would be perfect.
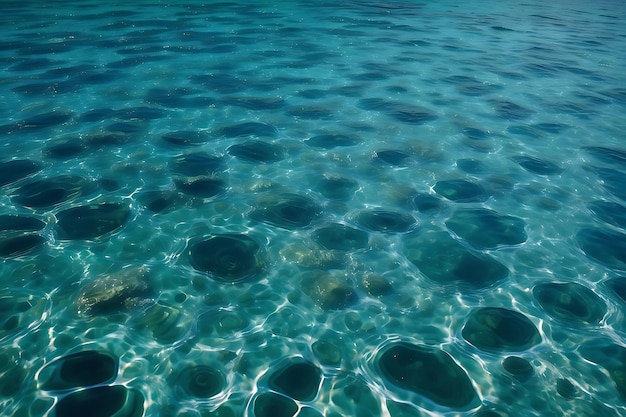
<box><xmin>606</xmin><ymin>277</ymin><xmax>626</xmax><ymax>304</ymax></box>
<box><xmin>254</xmin><ymin>392</ymin><xmax>298</xmax><ymax>417</ymax></box>
<box><xmin>462</xmin><ymin>307</ymin><xmax>541</xmax><ymax>352</ymax></box>
<box><xmin>410</xmin><ymin>193</ymin><xmax>446</xmax><ymax>213</ymax></box>
<box><xmin>56</xmin><ymin>203</ymin><xmax>131</xmax><ymax>240</ymax></box>
<box><xmin>374</xmin><ymin>149</ymin><xmax>411</xmax><ymax>166</ymax></box>
<box><xmin>138</xmin><ymin>190</ymin><xmax>182</xmax><ymax>213</ymax></box>
<box><xmin>189</xmin><ymin>234</ymin><xmax>263</xmax><ymax>283</ymax></box>
<box><xmin>434</xmin><ymin>179</ymin><xmax>488</xmax><ymax>202</ymax></box>
<box><xmin>43</xmin><ymin>141</ymin><xmax>85</xmax><ymax>159</ymax></box>
<box><xmin>456</xmin><ymin>158</ymin><xmax>486</xmax><ymax>174</ymax></box>
<box><xmin>502</xmin><ymin>356</ymin><xmax>534</xmax><ymax>381</ymax></box>
<box><xmin>161</xmin><ymin>130</ymin><xmax>211</xmax><ymax>146</ymax></box>
<box><xmin>405</xmin><ymin>229</ymin><xmax>509</xmax><ymax>288</ymax></box>
<box><xmin>169</xmin><ymin>152</ymin><xmax>224</xmax><ymax>176</ymax></box>
<box><xmin>227</xmin><ymin>140</ymin><xmax>285</xmax><ymax>163</ymax></box>
<box><xmin>445</xmin><ymin>208</ymin><xmax>527</xmax><ymax>249</ymax></box>
<box><xmin>577</xmin><ymin>227</ymin><xmax>626</xmax><ymax>271</ymax></box>
<box><xmin>0</xmin><ymin>234</ymin><xmax>46</xmax><ymax>257</ymax></box>
<box><xmin>11</xmin><ymin>175</ymin><xmax>94</xmax><ymax>209</ymax></box>
<box><xmin>588</xmin><ymin>200</ymin><xmax>626</xmax><ymax>230</ymax></box>
<box><xmin>311</xmin><ymin>223</ymin><xmax>369</xmax><ymax>251</ymax></box>
<box><xmin>179</xmin><ymin>365</ymin><xmax>224</xmax><ymax>398</ymax></box>
<box><xmin>376</xmin><ymin>342</ymin><xmax>478</xmax><ymax>409</ymax></box>
<box><xmin>352</xmin><ymin>209</ymin><xmax>416</xmax><ymax>233</ymax></box>
<box><xmin>0</xmin><ymin>215</ymin><xmax>45</xmax><ymax>231</ymax></box>
<box><xmin>533</xmin><ymin>282</ymin><xmax>606</xmax><ymax>324</ymax></box>
<box><xmin>0</xmin><ymin>159</ymin><xmax>42</xmax><ymax>187</ymax></box>
<box><xmin>513</xmin><ymin>155</ymin><xmax>562</xmax><ymax>175</ymax></box>
<box><xmin>250</xmin><ymin>193</ymin><xmax>321</xmax><ymax>229</ymax></box>
<box><xmin>317</xmin><ymin>175</ymin><xmax>358</xmax><ymax>200</ymax></box>
<box><xmin>174</xmin><ymin>177</ymin><xmax>226</xmax><ymax>198</ymax></box>
<box><xmin>54</xmin><ymin>385</ymin><xmax>144</xmax><ymax>417</ymax></box>
<box><xmin>40</xmin><ymin>350</ymin><xmax>118</xmax><ymax>391</ymax></box>
<box><xmin>269</xmin><ymin>361</ymin><xmax>321</xmax><ymax>401</ymax></box>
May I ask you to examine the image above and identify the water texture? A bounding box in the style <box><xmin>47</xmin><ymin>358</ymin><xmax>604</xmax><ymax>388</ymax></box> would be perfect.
<box><xmin>1</xmin><ymin>1</ymin><xmax>626</xmax><ymax>416</ymax></box>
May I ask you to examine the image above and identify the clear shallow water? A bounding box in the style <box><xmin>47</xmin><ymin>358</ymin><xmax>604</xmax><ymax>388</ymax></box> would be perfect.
<box><xmin>1</xmin><ymin>0</ymin><xmax>626</xmax><ymax>416</ymax></box>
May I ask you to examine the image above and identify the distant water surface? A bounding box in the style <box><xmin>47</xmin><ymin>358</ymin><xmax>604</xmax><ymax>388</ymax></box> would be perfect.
<box><xmin>1</xmin><ymin>1</ymin><xmax>626</xmax><ymax>416</ymax></box>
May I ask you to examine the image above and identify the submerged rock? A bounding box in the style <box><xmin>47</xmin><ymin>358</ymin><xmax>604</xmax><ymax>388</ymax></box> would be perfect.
<box><xmin>280</xmin><ymin>243</ymin><xmax>344</xmax><ymax>269</ymax></box>
<box><xmin>76</xmin><ymin>267</ymin><xmax>153</xmax><ymax>315</ymax></box>
<box><xmin>301</xmin><ymin>270</ymin><xmax>357</xmax><ymax>310</ymax></box>
<box><xmin>360</xmin><ymin>273</ymin><xmax>393</xmax><ymax>296</ymax></box>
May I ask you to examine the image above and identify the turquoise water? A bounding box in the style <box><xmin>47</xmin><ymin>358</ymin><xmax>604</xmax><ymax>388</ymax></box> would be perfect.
<box><xmin>1</xmin><ymin>0</ymin><xmax>626</xmax><ymax>416</ymax></box>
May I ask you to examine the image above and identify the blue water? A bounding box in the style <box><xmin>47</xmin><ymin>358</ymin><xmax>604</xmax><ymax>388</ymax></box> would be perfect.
<box><xmin>1</xmin><ymin>1</ymin><xmax>626</xmax><ymax>416</ymax></box>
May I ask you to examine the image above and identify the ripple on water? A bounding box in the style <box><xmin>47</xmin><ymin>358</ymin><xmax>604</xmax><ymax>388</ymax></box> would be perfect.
<box><xmin>189</xmin><ymin>234</ymin><xmax>265</xmax><ymax>283</ymax></box>
<box><xmin>174</xmin><ymin>365</ymin><xmax>225</xmax><ymax>399</ymax></box>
